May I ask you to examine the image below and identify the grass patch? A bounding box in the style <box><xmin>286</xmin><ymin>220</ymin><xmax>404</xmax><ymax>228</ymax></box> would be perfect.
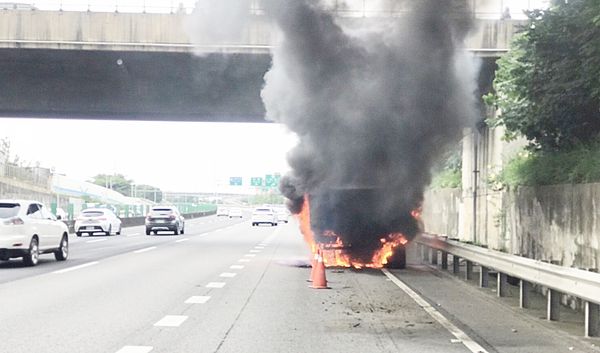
<box><xmin>430</xmin><ymin>169</ymin><xmax>461</xmax><ymax>189</ymax></box>
<box><xmin>497</xmin><ymin>141</ymin><xmax>600</xmax><ymax>187</ymax></box>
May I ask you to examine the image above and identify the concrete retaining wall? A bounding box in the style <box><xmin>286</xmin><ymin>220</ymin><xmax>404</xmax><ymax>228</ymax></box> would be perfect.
<box><xmin>423</xmin><ymin>184</ymin><xmax>600</xmax><ymax>271</ymax></box>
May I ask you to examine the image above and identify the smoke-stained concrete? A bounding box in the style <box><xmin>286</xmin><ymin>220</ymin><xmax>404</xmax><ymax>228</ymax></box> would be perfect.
<box><xmin>259</xmin><ymin>1</ymin><xmax>479</xmax><ymax>254</ymax></box>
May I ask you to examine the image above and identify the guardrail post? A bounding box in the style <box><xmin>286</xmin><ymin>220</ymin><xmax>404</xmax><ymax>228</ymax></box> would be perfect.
<box><xmin>585</xmin><ymin>302</ymin><xmax>600</xmax><ymax>337</ymax></box>
<box><xmin>422</xmin><ymin>246</ymin><xmax>430</xmax><ymax>262</ymax></box>
<box><xmin>547</xmin><ymin>289</ymin><xmax>560</xmax><ymax>321</ymax></box>
<box><xmin>431</xmin><ymin>249</ymin><xmax>438</xmax><ymax>265</ymax></box>
<box><xmin>479</xmin><ymin>266</ymin><xmax>489</xmax><ymax>287</ymax></box>
<box><xmin>465</xmin><ymin>260</ymin><xmax>473</xmax><ymax>280</ymax></box>
<box><xmin>497</xmin><ymin>272</ymin><xmax>508</xmax><ymax>297</ymax></box>
<box><xmin>441</xmin><ymin>251</ymin><xmax>448</xmax><ymax>270</ymax></box>
<box><xmin>520</xmin><ymin>280</ymin><xmax>531</xmax><ymax>308</ymax></box>
<box><xmin>453</xmin><ymin>255</ymin><xmax>460</xmax><ymax>274</ymax></box>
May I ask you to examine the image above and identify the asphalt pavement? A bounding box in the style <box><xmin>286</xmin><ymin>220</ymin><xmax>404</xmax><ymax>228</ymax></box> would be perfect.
<box><xmin>1</xmin><ymin>214</ymin><xmax>598</xmax><ymax>353</ymax></box>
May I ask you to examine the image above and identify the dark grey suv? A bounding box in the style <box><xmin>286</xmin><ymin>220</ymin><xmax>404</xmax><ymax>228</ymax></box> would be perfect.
<box><xmin>145</xmin><ymin>206</ymin><xmax>185</xmax><ymax>235</ymax></box>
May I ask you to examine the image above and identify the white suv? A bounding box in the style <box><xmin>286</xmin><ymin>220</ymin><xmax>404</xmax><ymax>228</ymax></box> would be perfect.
<box><xmin>251</xmin><ymin>207</ymin><xmax>278</xmax><ymax>226</ymax></box>
<box><xmin>0</xmin><ymin>200</ymin><xmax>69</xmax><ymax>266</ymax></box>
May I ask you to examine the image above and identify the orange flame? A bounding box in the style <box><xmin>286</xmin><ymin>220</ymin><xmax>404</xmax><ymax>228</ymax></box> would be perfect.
<box><xmin>296</xmin><ymin>195</ymin><xmax>411</xmax><ymax>269</ymax></box>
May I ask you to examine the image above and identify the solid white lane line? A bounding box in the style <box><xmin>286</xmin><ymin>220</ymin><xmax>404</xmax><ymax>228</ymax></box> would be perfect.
<box><xmin>86</xmin><ymin>239</ymin><xmax>107</xmax><ymax>243</ymax></box>
<box><xmin>206</xmin><ymin>282</ymin><xmax>226</xmax><ymax>288</ymax></box>
<box><xmin>115</xmin><ymin>346</ymin><xmax>153</xmax><ymax>353</ymax></box>
<box><xmin>230</xmin><ymin>265</ymin><xmax>245</xmax><ymax>270</ymax></box>
<box><xmin>133</xmin><ymin>246</ymin><xmax>157</xmax><ymax>254</ymax></box>
<box><xmin>154</xmin><ymin>315</ymin><xmax>188</xmax><ymax>327</ymax></box>
<box><xmin>53</xmin><ymin>261</ymin><xmax>100</xmax><ymax>274</ymax></box>
<box><xmin>244</xmin><ymin>254</ymin><xmax>256</xmax><ymax>257</ymax></box>
<box><xmin>185</xmin><ymin>296</ymin><xmax>211</xmax><ymax>304</ymax></box>
<box><xmin>249</xmin><ymin>249</ymin><xmax>261</xmax><ymax>253</ymax></box>
<box><xmin>175</xmin><ymin>238</ymin><xmax>189</xmax><ymax>243</ymax></box>
<box><xmin>220</xmin><ymin>272</ymin><xmax>237</xmax><ymax>278</ymax></box>
<box><xmin>382</xmin><ymin>269</ymin><xmax>490</xmax><ymax>353</ymax></box>
<box><xmin>238</xmin><ymin>259</ymin><xmax>251</xmax><ymax>263</ymax></box>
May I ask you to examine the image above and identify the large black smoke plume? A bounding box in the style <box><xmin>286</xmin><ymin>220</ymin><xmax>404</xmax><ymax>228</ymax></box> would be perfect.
<box><xmin>260</xmin><ymin>0</ymin><xmax>479</xmax><ymax>259</ymax></box>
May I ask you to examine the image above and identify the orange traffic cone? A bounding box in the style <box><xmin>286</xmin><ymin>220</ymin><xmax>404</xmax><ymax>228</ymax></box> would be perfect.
<box><xmin>310</xmin><ymin>250</ymin><xmax>329</xmax><ymax>289</ymax></box>
<box><xmin>307</xmin><ymin>251</ymin><xmax>319</xmax><ymax>282</ymax></box>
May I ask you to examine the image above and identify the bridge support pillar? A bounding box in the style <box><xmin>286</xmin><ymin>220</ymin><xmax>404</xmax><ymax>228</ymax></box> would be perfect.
<box><xmin>479</xmin><ymin>266</ymin><xmax>489</xmax><ymax>288</ymax></box>
<box><xmin>547</xmin><ymin>289</ymin><xmax>561</xmax><ymax>321</ymax></box>
<box><xmin>519</xmin><ymin>280</ymin><xmax>531</xmax><ymax>308</ymax></box>
<box><xmin>497</xmin><ymin>272</ymin><xmax>508</xmax><ymax>297</ymax></box>
<box><xmin>441</xmin><ymin>252</ymin><xmax>448</xmax><ymax>270</ymax></box>
<box><xmin>452</xmin><ymin>255</ymin><xmax>460</xmax><ymax>274</ymax></box>
<box><xmin>465</xmin><ymin>261</ymin><xmax>473</xmax><ymax>280</ymax></box>
<box><xmin>585</xmin><ymin>301</ymin><xmax>600</xmax><ymax>337</ymax></box>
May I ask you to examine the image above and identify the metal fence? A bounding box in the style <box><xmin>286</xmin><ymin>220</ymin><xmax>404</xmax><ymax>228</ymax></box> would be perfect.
<box><xmin>0</xmin><ymin>162</ymin><xmax>52</xmax><ymax>188</ymax></box>
<box><xmin>416</xmin><ymin>233</ymin><xmax>600</xmax><ymax>337</ymax></box>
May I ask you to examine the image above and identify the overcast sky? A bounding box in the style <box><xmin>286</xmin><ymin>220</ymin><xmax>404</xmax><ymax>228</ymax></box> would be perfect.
<box><xmin>0</xmin><ymin>118</ymin><xmax>297</xmax><ymax>193</ymax></box>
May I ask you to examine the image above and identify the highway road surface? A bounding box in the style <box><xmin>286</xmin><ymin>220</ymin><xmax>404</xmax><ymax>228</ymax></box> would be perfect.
<box><xmin>1</xmin><ymin>214</ymin><xmax>598</xmax><ymax>353</ymax></box>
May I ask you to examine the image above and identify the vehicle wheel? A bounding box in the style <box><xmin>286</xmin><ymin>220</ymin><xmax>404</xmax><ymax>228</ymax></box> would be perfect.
<box><xmin>116</xmin><ymin>226</ymin><xmax>121</xmax><ymax>235</ymax></box>
<box><xmin>146</xmin><ymin>229</ymin><xmax>151</xmax><ymax>236</ymax></box>
<box><xmin>385</xmin><ymin>246</ymin><xmax>406</xmax><ymax>269</ymax></box>
<box><xmin>153</xmin><ymin>231</ymin><xmax>158</xmax><ymax>235</ymax></box>
<box><xmin>76</xmin><ymin>232</ymin><xmax>82</xmax><ymax>237</ymax></box>
<box><xmin>22</xmin><ymin>237</ymin><xmax>39</xmax><ymax>267</ymax></box>
<box><xmin>174</xmin><ymin>226</ymin><xmax>179</xmax><ymax>235</ymax></box>
<box><xmin>181</xmin><ymin>226</ymin><xmax>185</xmax><ymax>235</ymax></box>
<box><xmin>54</xmin><ymin>235</ymin><xmax>68</xmax><ymax>261</ymax></box>
<box><xmin>105</xmin><ymin>225</ymin><xmax>112</xmax><ymax>236</ymax></box>
<box><xmin>252</xmin><ymin>223</ymin><xmax>255</xmax><ymax>226</ymax></box>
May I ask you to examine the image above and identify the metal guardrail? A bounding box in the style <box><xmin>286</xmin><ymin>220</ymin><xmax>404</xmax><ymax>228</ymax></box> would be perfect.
<box><xmin>416</xmin><ymin>233</ymin><xmax>600</xmax><ymax>337</ymax></box>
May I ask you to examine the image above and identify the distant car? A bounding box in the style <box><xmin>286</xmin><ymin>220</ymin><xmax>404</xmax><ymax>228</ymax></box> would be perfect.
<box><xmin>251</xmin><ymin>207</ymin><xmax>278</xmax><ymax>226</ymax></box>
<box><xmin>0</xmin><ymin>200</ymin><xmax>69</xmax><ymax>266</ymax></box>
<box><xmin>145</xmin><ymin>206</ymin><xmax>185</xmax><ymax>235</ymax></box>
<box><xmin>75</xmin><ymin>208</ymin><xmax>122</xmax><ymax>237</ymax></box>
<box><xmin>216</xmin><ymin>207</ymin><xmax>229</xmax><ymax>217</ymax></box>
<box><xmin>228</xmin><ymin>207</ymin><xmax>243</xmax><ymax>218</ymax></box>
<box><xmin>275</xmin><ymin>207</ymin><xmax>290</xmax><ymax>223</ymax></box>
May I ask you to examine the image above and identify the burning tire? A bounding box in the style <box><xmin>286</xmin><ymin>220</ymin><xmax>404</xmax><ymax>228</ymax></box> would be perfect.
<box><xmin>385</xmin><ymin>245</ymin><xmax>406</xmax><ymax>269</ymax></box>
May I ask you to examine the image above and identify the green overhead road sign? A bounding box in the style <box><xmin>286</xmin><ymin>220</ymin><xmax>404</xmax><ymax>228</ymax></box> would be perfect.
<box><xmin>229</xmin><ymin>177</ymin><xmax>243</xmax><ymax>186</ymax></box>
<box><xmin>251</xmin><ymin>177</ymin><xmax>263</xmax><ymax>186</ymax></box>
<box><xmin>265</xmin><ymin>174</ymin><xmax>281</xmax><ymax>188</ymax></box>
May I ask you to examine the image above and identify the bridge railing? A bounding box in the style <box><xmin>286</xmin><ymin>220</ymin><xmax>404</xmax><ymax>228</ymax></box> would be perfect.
<box><xmin>415</xmin><ymin>232</ymin><xmax>600</xmax><ymax>337</ymax></box>
<box><xmin>9</xmin><ymin>0</ymin><xmax>550</xmax><ymax>20</ymax></box>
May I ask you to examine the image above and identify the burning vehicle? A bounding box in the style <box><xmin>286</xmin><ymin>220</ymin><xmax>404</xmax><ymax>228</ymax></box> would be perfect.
<box><xmin>298</xmin><ymin>187</ymin><xmax>423</xmax><ymax>269</ymax></box>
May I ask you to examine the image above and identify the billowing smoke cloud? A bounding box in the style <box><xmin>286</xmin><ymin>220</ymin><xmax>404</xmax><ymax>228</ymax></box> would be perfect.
<box><xmin>186</xmin><ymin>0</ymin><xmax>252</xmax><ymax>47</ymax></box>
<box><xmin>260</xmin><ymin>0</ymin><xmax>479</xmax><ymax>257</ymax></box>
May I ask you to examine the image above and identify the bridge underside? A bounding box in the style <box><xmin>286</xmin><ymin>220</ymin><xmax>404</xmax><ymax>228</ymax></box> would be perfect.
<box><xmin>0</xmin><ymin>48</ymin><xmax>270</xmax><ymax>122</ymax></box>
<box><xmin>0</xmin><ymin>48</ymin><xmax>497</xmax><ymax>122</ymax></box>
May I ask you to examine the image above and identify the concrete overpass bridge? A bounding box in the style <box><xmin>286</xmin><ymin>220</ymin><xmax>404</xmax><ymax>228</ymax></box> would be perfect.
<box><xmin>0</xmin><ymin>9</ymin><xmax>525</xmax><ymax>122</ymax></box>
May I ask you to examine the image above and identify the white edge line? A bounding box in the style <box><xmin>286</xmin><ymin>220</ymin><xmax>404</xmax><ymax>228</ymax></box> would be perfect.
<box><xmin>175</xmin><ymin>238</ymin><xmax>190</xmax><ymax>243</ymax></box>
<box><xmin>133</xmin><ymin>246</ymin><xmax>157</xmax><ymax>254</ymax></box>
<box><xmin>381</xmin><ymin>269</ymin><xmax>490</xmax><ymax>353</ymax></box>
<box><xmin>53</xmin><ymin>261</ymin><xmax>100</xmax><ymax>274</ymax></box>
<box><xmin>115</xmin><ymin>346</ymin><xmax>153</xmax><ymax>353</ymax></box>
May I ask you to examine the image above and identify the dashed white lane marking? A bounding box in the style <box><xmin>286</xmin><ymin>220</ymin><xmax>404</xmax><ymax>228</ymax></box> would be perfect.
<box><xmin>175</xmin><ymin>238</ymin><xmax>189</xmax><ymax>243</ymax></box>
<box><xmin>230</xmin><ymin>265</ymin><xmax>245</xmax><ymax>270</ymax></box>
<box><xmin>133</xmin><ymin>246</ymin><xmax>157</xmax><ymax>254</ymax></box>
<box><xmin>249</xmin><ymin>249</ymin><xmax>261</xmax><ymax>253</ymax></box>
<box><xmin>185</xmin><ymin>296</ymin><xmax>211</xmax><ymax>304</ymax></box>
<box><xmin>382</xmin><ymin>269</ymin><xmax>490</xmax><ymax>353</ymax></box>
<box><xmin>206</xmin><ymin>282</ymin><xmax>226</xmax><ymax>288</ymax></box>
<box><xmin>86</xmin><ymin>239</ymin><xmax>107</xmax><ymax>243</ymax></box>
<box><xmin>244</xmin><ymin>254</ymin><xmax>256</xmax><ymax>257</ymax></box>
<box><xmin>254</xmin><ymin>246</ymin><xmax>265</xmax><ymax>249</ymax></box>
<box><xmin>238</xmin><ymin>259</ymin><xmax>251</xmax><ymax>263</ymax></box>
<box><xmin>154</xmin><ymin>315</ymin><xmax>188</xmax><ymax>327</ymax></box>
<box><xmin>220</xmin><ymin>272</ymin><xmax>237</xmax><ymax>278</ymax></box>
<box><xmin>115</xmin><ymin>346</ymin><xmax>153</xmax><ymax>353</ymax></box>
<box><xmin>215</xmin><ymin>229</ymin><xmax>223</xmax><ymax>232</ymax></box>
<box><xmin>53</xmin><ymin>261</ymin><xmax>100</xmax><ymax>274</ymax></box>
